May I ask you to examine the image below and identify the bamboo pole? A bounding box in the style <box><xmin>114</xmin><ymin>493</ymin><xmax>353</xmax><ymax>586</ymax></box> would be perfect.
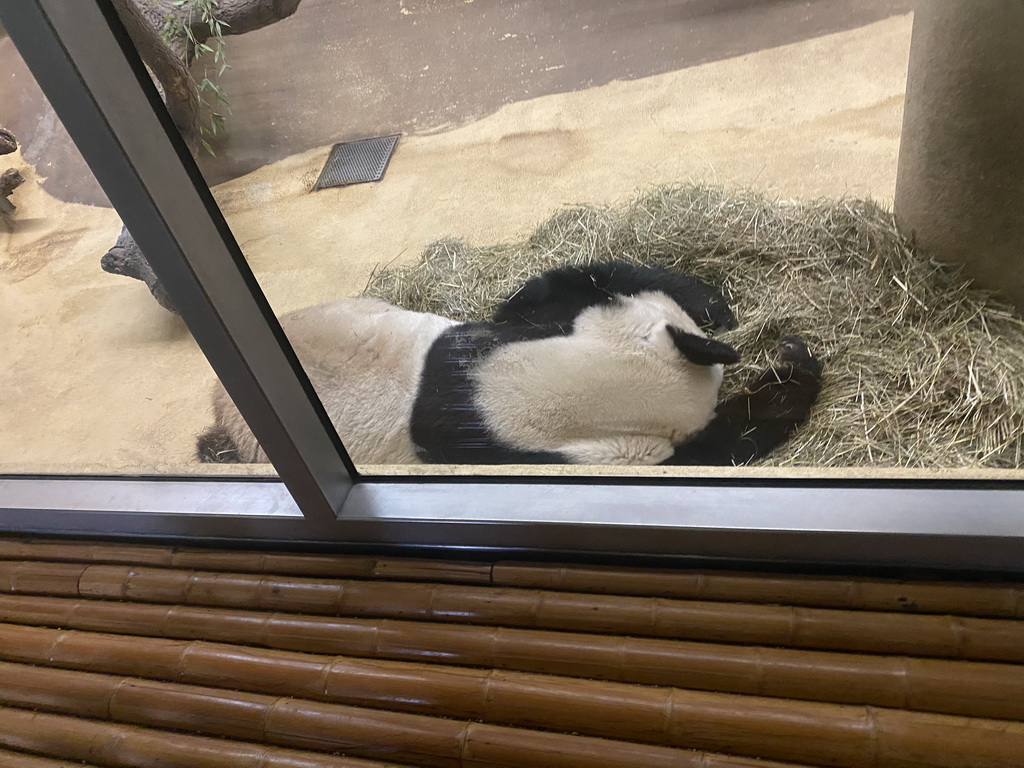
<box><xmin>0</xmin><ymin>620</ymin><xmax>1022</xmax><ymax>722</ymax></box>
<box><xmin>0</xmin><ymin>539</ymin><xmax>494</xmax><ymax>584</ymax></box>
<box><xmin>0</xmin><ymin>751</ymin><xmax>99</xmax><ymax>768</ymax></box>
<box><xmin>3</xmin><ymin>560</ymin><xmax>1022</xmax><ymax>662</ymax></box>
<box><xmin>0</xmin><ymin>706</ymin><xmax>412</xmax><ymax>768</ymax></box>
<box><xmin>0</xmin><ymin>659</ymin><xmax>1023</xmax><ymax>768</ymax></box>
<box><xmin>490</xmin><ymin>562</ymin><xmax>1024</xmax><ymax>618</ymax></box>
<box><xmin>0</xmin><ymin>562</ymin><xmax>89</xmax><ymax>595</ymax></box>
<box><xmin>0</xmin><ymin>670</ymin><xmax>816</xmax><ymax>768</ymax></box>
<box><xmin>0</xmin><ymin>594</ymin><xmax>1023</xmax><ymax>721</ymax></box>
<box><xmin>0</xmin><ymin>539</ymin><xmax>176</xmax><ymax>568</ymax></box>
<box><xmin>3</xmin><ymin>538</ymin><xmax>1022</xmax><ymax>617</ymax></box>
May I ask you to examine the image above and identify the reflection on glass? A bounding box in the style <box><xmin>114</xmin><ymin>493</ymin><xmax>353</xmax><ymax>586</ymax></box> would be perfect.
<box><xmin>112</xmin><ymin>2</ymin><xmax>1024</xmax><ymax>477</ymax></box>
<box><xmin>0</xmin><ymin>35</ymin><xmax>274</xmax><ymax>477</ymax></box>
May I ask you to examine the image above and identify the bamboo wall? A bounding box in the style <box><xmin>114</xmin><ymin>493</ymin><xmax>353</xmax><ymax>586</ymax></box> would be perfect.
<box><xmin>0</xmin><ymin>538</ymin><xmax>1021</xmax><ymax>767</ymax></box>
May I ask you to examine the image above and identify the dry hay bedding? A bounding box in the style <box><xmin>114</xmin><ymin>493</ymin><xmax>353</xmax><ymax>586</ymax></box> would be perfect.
<box><xmin>364</xmin><ymin>184</ymin><xmax>1024</xmax><ymax>468</ymax></box>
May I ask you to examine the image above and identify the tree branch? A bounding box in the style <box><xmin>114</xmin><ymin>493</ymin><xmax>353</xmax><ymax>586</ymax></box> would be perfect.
<box><xmin>0</xmin><ymin>168</ymin><xmax>24</xmax><ymax>215</ymax></box>
<box><xmin>146</xmin><ymin>0</ymin><xmax>302</xmax><ymax>47</ymax></box>
<box><xmin>100</xmin><ymin>0</ymin><xmax>304</xmax><ymax>313</ymax></box>
<box><xmin>109</xmin><ymin>0</ymin><xmax>201</xmax><ymax>153</ymax></box>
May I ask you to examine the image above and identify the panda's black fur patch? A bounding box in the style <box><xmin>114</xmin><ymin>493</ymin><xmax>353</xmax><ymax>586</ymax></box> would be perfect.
<box><xmin>414</xmin><ymin>260</ymin><xmax>822</xmax><ymax>466</ymax></box>
<box><xmin>493</xmin><ymin>260</ymin><xmax>736</xmax><ymax>334</ymax></box>
<box><xmin>663</xmin><ymin>336</ymin><xmax>824</xmax><ymax>466</ymax></box>
<box><xmin>410</xmin><ymin>322</ymin><xmax>567</xmax><ymax>464</ymax></box>
<box><xmin>196</xmin><ymin>425</ymin><xmax>241</xmax><ymax>463</ymax></box>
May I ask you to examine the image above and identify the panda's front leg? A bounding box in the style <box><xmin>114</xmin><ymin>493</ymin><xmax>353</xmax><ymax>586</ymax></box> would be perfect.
<box><xmin>663</xmin><ymin>336</ymin><xmax>824</xmax><ymax>466</ymax></box>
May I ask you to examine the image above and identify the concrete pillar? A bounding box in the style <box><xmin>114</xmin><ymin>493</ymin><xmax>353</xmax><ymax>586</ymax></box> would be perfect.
<box><xmin>894</xmin><ymin>1</ymin><xmax>1024</xmax><ymax>310</ymax></box>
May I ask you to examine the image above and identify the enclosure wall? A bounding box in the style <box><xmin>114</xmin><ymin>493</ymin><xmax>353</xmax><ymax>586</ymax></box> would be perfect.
<box><xmin>895</xmin><ymin>1</ymin><xmax>1024</xmax><ymax>308</ymax></box>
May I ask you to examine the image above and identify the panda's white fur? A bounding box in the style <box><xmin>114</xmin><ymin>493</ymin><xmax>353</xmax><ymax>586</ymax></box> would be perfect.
<box><xmin>208</xmin><ymin>296</ymin><xmax>455</xmax><ymax>464</ymax></box>
<box><xmin>475</xmin><ymin>291</ymin><xmax>723</xmax><ymax>465</ymax></box>
<box><xmin>203</xmin><ymin>291</ymin><xmax>723</xmax><ymax>466</ymax></box>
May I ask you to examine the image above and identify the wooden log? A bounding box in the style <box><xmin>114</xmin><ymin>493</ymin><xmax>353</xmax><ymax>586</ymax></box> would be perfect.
<box><xmin>1</xmin><ymin>620</ymin><xmax>1022</xmax><ymax>722</ymax></box>
<box><xmin>0</xmin><ymin>129</ymin><xmax>16</xmax><ymax>155</ymax></box>
<box><xmin>4</xmin><ymin>538</ymin><xmax>1023</xmax><ymax>617</ymax></box>
<box><xmin>0</xmin><ymin>169</ymin><xmax>22</xmax><ymax>197</ymax></box>
<box><xmin>0</xmin><ymin>660</ymin><xmax>1021</xmax><ymax>768</ymax></box>
<box><xmin>0</xmin><ymin>667</ymin><xmax>810</xmax><ymax>768</ymax></box>
<box><xmin>2</xmin><ymin>561</ymin><xmax>1019</xmax><ymax>662</ymax></box>
<box><xmin>0</xmin><ymin>168</ymin><xmax>22</xmax><ymax>215</ymax></box>
<box><xmin>0</xmin><ymin>706</ymin><xmax>408</xmax><ymax>768</ymax></box>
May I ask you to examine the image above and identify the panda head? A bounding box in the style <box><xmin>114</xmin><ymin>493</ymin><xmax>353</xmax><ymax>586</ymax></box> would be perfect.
<box><xmin>493</xmin><ymin>260</ymin><xmax>737</xmax><ymax>335</ymax></box>
<box><xmin>571</xmin><ymin>289</ymin><xmax>740</xmax><ymax>369</ymax></box>
<box><xmin>475</xmin><ymin>290</ymin><xmax>740</xmax><ymax>462</ymax></box>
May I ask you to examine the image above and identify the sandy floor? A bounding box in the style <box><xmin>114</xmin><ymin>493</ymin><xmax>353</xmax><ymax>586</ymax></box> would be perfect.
<box><xmin>0</xmin><ymin>14</ymin><xmax>915</xmax><ymax>475</ymax></box>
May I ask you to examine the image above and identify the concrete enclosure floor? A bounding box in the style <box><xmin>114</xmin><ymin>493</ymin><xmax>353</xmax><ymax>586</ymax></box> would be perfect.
<box><xmin>0</xmin><ymin>2</ymin><xmax>919</xmax><ymax>475</ymax></box>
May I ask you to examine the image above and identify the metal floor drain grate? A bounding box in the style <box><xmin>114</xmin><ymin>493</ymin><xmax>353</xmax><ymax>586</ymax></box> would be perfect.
<box><xmin>312</xmin><ymin>134</ymin><xmax>400</xmax><ymax>190</ymax></box>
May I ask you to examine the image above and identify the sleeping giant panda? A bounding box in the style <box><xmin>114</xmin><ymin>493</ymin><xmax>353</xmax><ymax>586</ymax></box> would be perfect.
<box><xmin>197</xmin><ymin>261</ymin><xmax>822</xmax><ymax>466</ymax></box>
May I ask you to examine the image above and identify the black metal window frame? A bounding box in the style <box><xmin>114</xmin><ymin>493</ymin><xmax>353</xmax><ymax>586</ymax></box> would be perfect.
<box><xmin>1</xmin><ymin>0</ymin><xmax>1023</xmax><ymax>573</ymax></box>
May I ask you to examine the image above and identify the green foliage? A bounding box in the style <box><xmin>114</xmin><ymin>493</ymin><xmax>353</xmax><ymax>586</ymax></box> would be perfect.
<box><xmin>160</xmin><ymin>0</ymin><xmax>230</xmax><ymax>155</ymax></box>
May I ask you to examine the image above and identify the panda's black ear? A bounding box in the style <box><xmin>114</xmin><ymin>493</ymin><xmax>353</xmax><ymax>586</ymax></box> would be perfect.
<box><xmin>668</xmin><ymin>326</ymin><xmax>741</xmax><ymax>366</ymax></box>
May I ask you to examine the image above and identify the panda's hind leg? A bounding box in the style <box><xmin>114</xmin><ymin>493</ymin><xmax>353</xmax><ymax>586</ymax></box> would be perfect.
<box><xmin>664</xmin><ymin>336</ymin><xmax>823</xmax><ymax>466</ymax></box>
<box><xmin>196</xmin><ymin>425</ymin><xmax>242</xmax><ymax>463</ymax></box>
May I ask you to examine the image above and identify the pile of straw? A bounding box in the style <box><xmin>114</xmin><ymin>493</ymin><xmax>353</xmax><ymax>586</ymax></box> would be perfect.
<box><xmin>364</xmin><ymin>184</ymin><xmax>1024</xmax><ymax>468</ymax></box>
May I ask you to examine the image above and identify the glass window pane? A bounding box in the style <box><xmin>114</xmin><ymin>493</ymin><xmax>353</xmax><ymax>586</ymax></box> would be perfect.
<box><xmin>110</xmin><ymin>1</ymin><xmax>1024</xmax><ymax>481</ymax></box>
<box><xmin>0</xmin><ymin>33</ymin><xmax>275</xmax><ymax>477</ymax></box>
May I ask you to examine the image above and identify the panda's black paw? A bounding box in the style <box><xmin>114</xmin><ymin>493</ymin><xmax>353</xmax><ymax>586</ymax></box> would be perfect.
<box><xmin>776</xmin><ymin>335</ymin><xmax>823</xmax><ymax>378</ymax></box>
<box><xmin>664</xmin><ymin>334</ymin><xmax>824</xmax><ymax>466</ymax></box>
